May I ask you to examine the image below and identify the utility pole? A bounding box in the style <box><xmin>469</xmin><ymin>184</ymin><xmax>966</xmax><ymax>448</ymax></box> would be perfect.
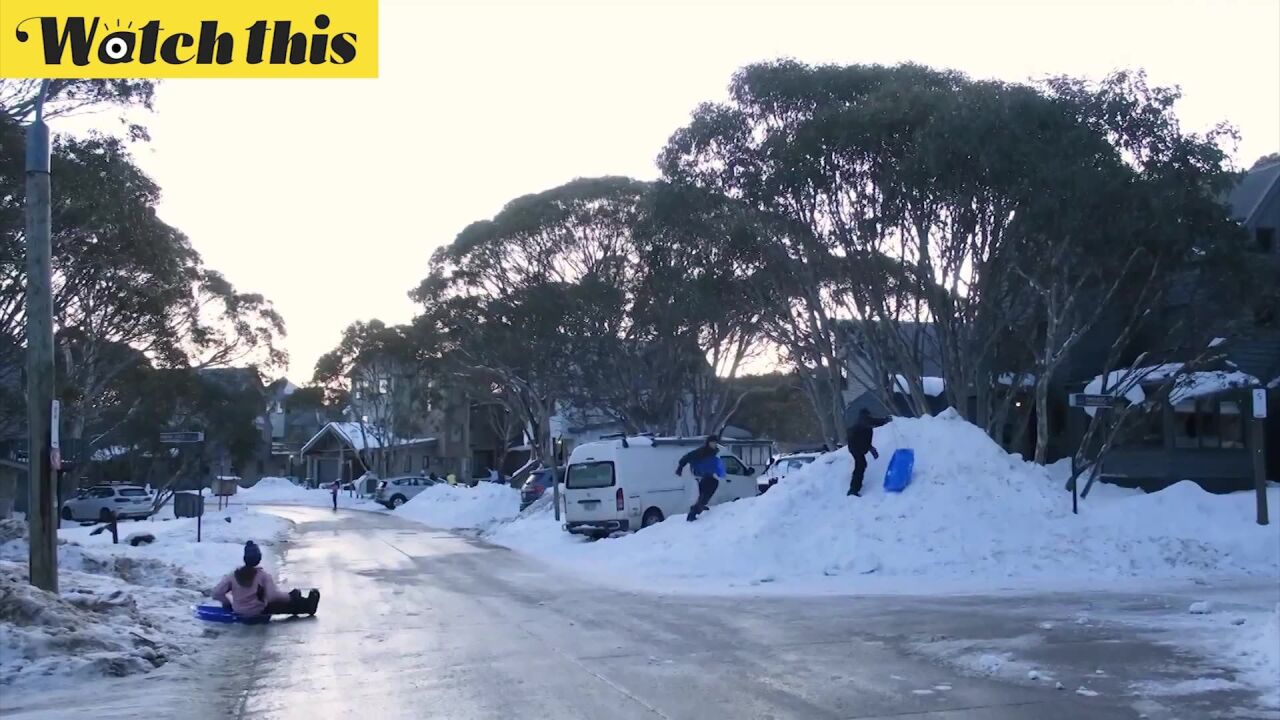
<box><xmin>26</xmin><ymin>81</ymin><xmax>57</xmax><ymax>592</ymax></box>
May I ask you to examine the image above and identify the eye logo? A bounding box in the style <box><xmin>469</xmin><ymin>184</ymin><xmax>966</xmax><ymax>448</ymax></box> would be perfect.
<box><xmin>101</xmin><ymin>20</ymin><xmax>134</xmax><ymax>63</ymax></box>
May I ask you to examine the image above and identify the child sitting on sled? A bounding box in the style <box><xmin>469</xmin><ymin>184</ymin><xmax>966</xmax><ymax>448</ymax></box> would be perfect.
<box><xmin>211</xmin><ymin>541</ymin><xmax>319</xmax><ymax>618</ymax></box>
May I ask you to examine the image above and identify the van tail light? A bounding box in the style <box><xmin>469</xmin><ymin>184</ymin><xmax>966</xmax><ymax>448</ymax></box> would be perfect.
<box><xmin>616</xmin><ymin>488</ymin><xmax>625</xmax><ymax>511</ymax></box>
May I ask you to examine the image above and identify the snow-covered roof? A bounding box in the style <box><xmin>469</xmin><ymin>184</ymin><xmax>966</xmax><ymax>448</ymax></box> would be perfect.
<box><xmin>893</xmin><ymin>375</ymin><xmax>945</xmax><ymax>397</ymax></box>
<box><xmin>300</xmin><ymin>422</ymin><xmax>435</xmax><ymax>455</ymax></box>
<box><xmin>996</xmin><ymin>373</ymin><xmax>1036</xmax><ymax>387</ymax></box>
<box><xmin>1081</xmin><ymin>364</ymin><xmax>1260</xmax><ymax>417</ymax></box>
<box><xmin>91</xmin><ymin>445</ymin><xmax>129</xmax><ymax>462</ymax></box>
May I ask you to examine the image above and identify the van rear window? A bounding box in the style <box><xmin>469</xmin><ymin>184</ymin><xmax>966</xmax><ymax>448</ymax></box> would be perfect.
<box><xmin>566</xmin><ymin>461</ymin><xmax>614</xmax><ymax>489</ymax></box>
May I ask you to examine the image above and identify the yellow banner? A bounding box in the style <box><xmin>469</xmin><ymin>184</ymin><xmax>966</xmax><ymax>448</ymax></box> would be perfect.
<box><xmin>0</xmin><ymin>0</ymin><xmax>378</xmax><ymax>78</ymax></box>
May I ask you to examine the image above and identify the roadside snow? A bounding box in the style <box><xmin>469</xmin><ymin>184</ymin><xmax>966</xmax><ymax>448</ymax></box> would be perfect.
<box><xmin>232</xmin><ymin>477</ymin><xmax>385</xmax><ymax>511</ymax></box>
<box><xmin>396</xmin><ymin>483</ymin><xmax>520</xmax><ymax>530</ymax></box>
<box><xmin>0</xmin><ymin>506</ymin><xmax>292</xmax><ymax>688</ymax></box>
<box><xmin>485</xmin><ymin>410</ymin><xmax>1280</xmax><ymax>596</ymax></box>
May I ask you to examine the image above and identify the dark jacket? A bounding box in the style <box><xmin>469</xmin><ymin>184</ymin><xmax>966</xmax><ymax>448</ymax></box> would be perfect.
<box><xmin>677</xmin><ymin>445</ymin><xmax>725</xmax><ymax>478</ymax></box>
<box><xmin>847</xmin><ymin>416</ymin><xmax>889</xmax><ymax>454</ymax></box>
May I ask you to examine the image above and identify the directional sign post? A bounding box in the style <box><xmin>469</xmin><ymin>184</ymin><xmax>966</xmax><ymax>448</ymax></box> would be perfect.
<box><xmin>1068</xmin><ymin>393</ymin><xmax>1115</xmax><ymax>409</ymax></box>
<box><xmin>159</xmin><ymin>431</ymin><xmax>205</xmax><ymax>444</ymax></box>
<box><xmin>1252</xmin><ymin>389</ymin><xmax>1268</xmax><ymax>526</ymax></box>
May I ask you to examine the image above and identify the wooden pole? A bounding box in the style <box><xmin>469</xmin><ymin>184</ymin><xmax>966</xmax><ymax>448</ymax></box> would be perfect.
<box><xmin>25</xmin><ymin>85</ymin><xmax>57</xmax><ymax>592</ymax></box>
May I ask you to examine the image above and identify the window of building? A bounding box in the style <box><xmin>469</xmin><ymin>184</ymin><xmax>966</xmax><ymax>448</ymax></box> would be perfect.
<box><xmin>403</xmin><ymin>455</ymin><xmax>412</xmax><ymax>473</ymax></box>
<box><xmin>1173</xmin><ymin>397</ymin><xmax>1245</xmax><ymax>449</ymax></box>
<box><xmin>1257</xmin><ymin>227</ymin><xmax>1276</xmax><ymax>254</ymax></box>
<box><xmin>1131</xmin><ymin>402</ymin><xmax>1165</xmax><ymax>447</ymax></box>
<box><xmin>1219</xmin><ymin>400</ymin><xmax>1245</xmax><ymax>448</ymax></box>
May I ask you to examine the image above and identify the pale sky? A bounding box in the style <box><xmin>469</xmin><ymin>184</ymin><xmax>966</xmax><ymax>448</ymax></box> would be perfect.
<box><xmin>77</xmin><ymin>0</ymin><xmax>1280</xmax><ymax>382</ymax></box>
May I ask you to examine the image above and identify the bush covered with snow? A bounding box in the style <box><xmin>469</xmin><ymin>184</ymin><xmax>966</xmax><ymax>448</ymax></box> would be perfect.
<box><xmin>486</xmin><ymin>410</ymin><xmax>1280</xmax><ymax>595</ymax></box>
<box><xmin>397</xmin><ymin>483</ymin><xmax>520</xmax><ymax>530</ymax></box>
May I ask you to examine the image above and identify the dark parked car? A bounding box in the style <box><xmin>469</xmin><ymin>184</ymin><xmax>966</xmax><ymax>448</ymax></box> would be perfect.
<box><xmin>520</xmin><ymin>466</ymin><xmax>564</xmax><ymax>510</ymax></box>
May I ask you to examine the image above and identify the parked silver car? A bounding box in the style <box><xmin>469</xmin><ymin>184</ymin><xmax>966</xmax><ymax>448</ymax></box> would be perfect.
<box><xmin>61</xmin><ymin>485</ymin><xmax>153</xmax><ymax>522</ymax></box>
<box><xmin>375</xmin><ymin>475</ymin><xmax>443</xmax><ymax>509</ymax></box>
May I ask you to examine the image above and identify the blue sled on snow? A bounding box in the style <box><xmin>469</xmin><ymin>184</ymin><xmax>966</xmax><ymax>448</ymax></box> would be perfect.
<box><xmin>194</xmin><ymin>604</ymin><xmax>270</xmax><ymax>625</ymax></box>
<box><xmin>882</xmin><ymin>448</ymin><xmax>915</xmax><ymax>493</ymax></box>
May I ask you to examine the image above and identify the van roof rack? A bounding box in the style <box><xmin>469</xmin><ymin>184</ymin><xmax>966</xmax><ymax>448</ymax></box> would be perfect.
<box><xmin>598</xmin><ymin>432</ymin><xmax>629</xmax><ymax>448</ymax></box>
<box><xmin>649</xmin><ymin>437</ymin><xmax>709</xmax><ymax>447</ymax></box>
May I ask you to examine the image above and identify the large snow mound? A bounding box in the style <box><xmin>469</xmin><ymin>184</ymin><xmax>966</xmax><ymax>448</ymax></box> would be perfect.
<box><xmin>234</xmin><ymin>477</ymin><xmax>385</xmax><ymax>511</ymax></box>
<box><xmin>0</xmin><ymin>506</ymin><xmax>292</xmax><ymax>688</ymax></box>
<box><xmin>397</xmin><ymin>483</ymin><xmax>520</xmax><ymax>530</ymax></box>
<box><xmin>488</xmin><ymin>410</ymin><xmax>1280</xmax><ymax>595</ymax></box>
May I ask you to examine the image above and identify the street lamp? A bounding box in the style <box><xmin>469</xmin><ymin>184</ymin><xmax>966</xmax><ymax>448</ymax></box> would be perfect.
<box><xmin>26</xmin><ymin>79</ymin><xmax>57</xmax><ymax>592</ymax></box>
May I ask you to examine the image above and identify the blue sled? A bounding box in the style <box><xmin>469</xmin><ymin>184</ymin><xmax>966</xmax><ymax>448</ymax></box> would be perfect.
<box><xmin>882</xmin><ymin>448</ymin><xmax>915</xmax><ymax>493</ymax></box>
<box><xmin>194</xmin><ymin>604</ymin><xmax>270</xmax><ymax>625</ymax></box>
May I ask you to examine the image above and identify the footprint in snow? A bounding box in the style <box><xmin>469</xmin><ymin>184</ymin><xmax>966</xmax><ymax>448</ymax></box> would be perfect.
<box><xmin>911</xmin><ymin>689</ymin><xmax>935</xmax><ymax>696</ymax></box>
<box><xmin>933</xmin><ymin>685</ymin><xmax>952</xmax><ymax>691</ymax></box>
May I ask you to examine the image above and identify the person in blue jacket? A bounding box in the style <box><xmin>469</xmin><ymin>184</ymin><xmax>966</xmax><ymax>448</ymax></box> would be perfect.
<box><xmin>676</xmin><ymin>435</ymin><xmax>726</xmax><ymax>522</ymax></box>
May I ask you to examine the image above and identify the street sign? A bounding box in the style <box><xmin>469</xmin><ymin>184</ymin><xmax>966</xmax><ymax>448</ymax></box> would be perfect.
<box><xmin>1253</xmin><ymin>389</ymin><xmax>1268</xmax><ymax>419</ymax></box>
<box><xmin>159</xmin><ymin>431</ymin><xmax>204</xmax><ymax>443</ymax></box>
<box><xmin>1069</xmin><ymin>393</ymin><xmax>1115</xmax><ymax>408</ymax></box>
<box><xmin>50</xmin><ymin>400</ymin><xmax>60</xmax><ymax>470</ymax></box>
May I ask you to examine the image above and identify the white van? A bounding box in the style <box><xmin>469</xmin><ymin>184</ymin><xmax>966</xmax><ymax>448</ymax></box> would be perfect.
<box><xmin>563</xmin><ymin>436</ymin><xmax>757</xmax><ymax>537</ymax></box>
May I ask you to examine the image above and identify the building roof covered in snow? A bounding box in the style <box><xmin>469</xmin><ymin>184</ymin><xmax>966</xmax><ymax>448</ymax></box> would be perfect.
<box><xmin>300</xmin><ymin>421</ymin><xmax>435</xmax><ymax>455</ymax></box>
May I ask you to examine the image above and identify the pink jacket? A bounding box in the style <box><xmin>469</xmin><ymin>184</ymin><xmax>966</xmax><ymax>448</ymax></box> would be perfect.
<box><xmin>211</xmin><ymin>568</ymin><xmax>289</xmax><ymax>616</ymax></box>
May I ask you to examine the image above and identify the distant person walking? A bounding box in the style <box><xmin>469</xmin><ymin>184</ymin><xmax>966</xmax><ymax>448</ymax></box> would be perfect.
<box><xmin>329</xmin><ymin>480</ymin><xmax>339</xmax><ymax>511</ymax></box>
<box><xmin>846</xmin><ymin>409</ymin><xmax>890</xmax><ymax>497</ymax></box>
<box><xmin>676</xmin><ymin>435</ymin><xmax>726</xmax><ymax>522</ymax></box>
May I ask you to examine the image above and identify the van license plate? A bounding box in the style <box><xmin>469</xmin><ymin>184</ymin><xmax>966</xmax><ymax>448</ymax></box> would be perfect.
<box><xmin>578</xmin><ymin>500</ymin><xmax>600</xmax><ymax>507</ymax></box>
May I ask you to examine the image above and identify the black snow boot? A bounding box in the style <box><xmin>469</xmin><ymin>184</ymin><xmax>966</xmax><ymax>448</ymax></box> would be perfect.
<box><xmin>306</xmin><ymin>589</ymin><xmax>320</xmax><ymax>616</ymax></box>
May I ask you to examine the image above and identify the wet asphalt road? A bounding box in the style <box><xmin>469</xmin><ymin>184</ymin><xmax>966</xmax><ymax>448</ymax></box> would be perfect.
<box><xmin>215</xmin><ymin>507</ymin><xmax>1140</xmax><ymax>719</ymax></box>
<box><xmin>4</xmin><ymin>506</ymin><xmax>1267</xmax><ymax>719</ymax></box>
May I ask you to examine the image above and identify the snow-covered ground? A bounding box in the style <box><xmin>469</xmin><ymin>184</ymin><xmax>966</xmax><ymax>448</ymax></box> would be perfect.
<box><xmin>231</xmin><ymin>476</ymin><xmax>386</xmax><ymax>511</ymax></box>
<box><xmin>0</xmin><ymin>504</ymin><xmax>292</xmax><ymax>689</ymax></box>
<box><xmin>395</xmin><ymin>482</ymin><xmax>520</xmax><ymax>530</ymax></box>
<box><xmin>473</xmin><ymin>411</ymin><xmax>1280</xmax><ymax>706</ymax></box>
<box><xmin>484</xmin><ymin>411</ymin><xmax>1279</xmax><ymax>596</ymax></box>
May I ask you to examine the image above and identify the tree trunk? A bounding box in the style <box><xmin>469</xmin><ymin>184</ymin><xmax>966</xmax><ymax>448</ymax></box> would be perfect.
<box><xmin>1033</xmin><ymin>376</ymin><xmax>1051</xmax><ymax>464</ymax></box>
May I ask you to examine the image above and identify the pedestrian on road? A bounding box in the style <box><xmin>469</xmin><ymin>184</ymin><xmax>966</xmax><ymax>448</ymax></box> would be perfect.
<box><xmin>329</xmin><ymin>480</ymin><xmax>339</xmax><ymax>511</ymax></box>
<box><xmin>846</xmin><ymin>408</ymin><xmax>890</xmax><ymax>497</ymax></box>
<box><xmin>676</xmin><ymin>435</ymin><xmax>726</xmax><ymax>522</ymax></box>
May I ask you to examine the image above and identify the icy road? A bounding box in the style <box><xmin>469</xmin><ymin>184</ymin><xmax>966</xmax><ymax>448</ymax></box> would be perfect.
<box><xmin>3</xmin><ymin>506</ymin><xmax>1270</xmax><ymax>719</ymax></box>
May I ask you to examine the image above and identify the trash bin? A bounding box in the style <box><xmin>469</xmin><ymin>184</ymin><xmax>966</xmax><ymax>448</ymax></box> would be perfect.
<box><xmin>173</xmin><ymin>492</ymin><xmax>204</xmax><ymax>519</ymax></box>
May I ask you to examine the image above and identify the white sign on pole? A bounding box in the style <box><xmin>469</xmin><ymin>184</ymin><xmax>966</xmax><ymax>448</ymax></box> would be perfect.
<box><xmin>1253</xmin><ymin>389</ymin><xmax>1268</xmax><ymax>419</ymax></box>
<box><xmin>50</xmin><ymin>400</ymin><xmax>61</xmax><ymax>471</ymax></box>
<box><xmin>50</xmin><ymin>400</ymin><xmax>60</xmax><ymax>450</ymax></box>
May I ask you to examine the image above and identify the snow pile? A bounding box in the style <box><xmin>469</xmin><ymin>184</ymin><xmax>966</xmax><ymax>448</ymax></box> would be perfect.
<box><xmin>1226</xmin><ymin>604</ymin><xmax>1280</xmax><ymax>708</ymax></box>
<box><xmin>487</xmin><ymin>488</ymin><xmax>564</xmax><ymax>547</ymax></box>
<box><xmin>0</xmin><ymin>506</ymin><xmax>292</xmax><ymax>688</ymax></box>
<box><xmin>397</xmin><ymin>482</ymin><xmax>520</xmax><ymax>530</ymax></box>
<box><xmin>234</xmin><ymin>477</ymin><xmax>384</xmax><ymax>511</ymax></box>
<box><xmin>487</xmin><ymin>410</ymin><xmax>1280</xmax><ymax>595</ymax></box>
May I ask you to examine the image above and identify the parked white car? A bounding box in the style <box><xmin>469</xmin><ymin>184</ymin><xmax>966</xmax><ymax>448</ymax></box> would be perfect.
<box><xmin>563</xmin><ymin>436</ymin><xmax>757</xmax><ymax>538</ymax></box>
<box><xmin>756</xmin><ymin>452</ymin><xmax>821</xmax><ymax>494</ymax></box>
<box><xmin>61</xmin><ymin>485</ymin><xmax>154</xmax><ymax>522</ymax></box>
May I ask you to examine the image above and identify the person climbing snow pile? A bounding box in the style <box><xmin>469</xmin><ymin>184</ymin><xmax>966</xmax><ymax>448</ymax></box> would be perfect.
<box><xmin>846</xmin><ymin>408</ymin><xmax>890</xmax><ymax>497</ymax></box>
<box><xmin>211</xmin><ymin>541</ymin><xmax>320</xmax><ymax>618</ymax></box>
<box><xmin>676</xmin><ymin>435</ymin><xmax>727</xmax><ymax>522</ymax></box>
